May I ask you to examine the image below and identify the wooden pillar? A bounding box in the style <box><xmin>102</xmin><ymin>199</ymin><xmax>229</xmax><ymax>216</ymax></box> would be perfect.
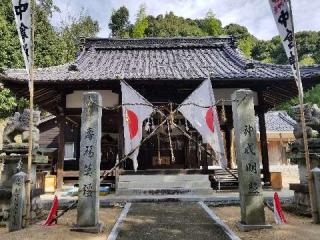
<box><xmin>118</xmin><ymin>92</ymin><xmax>124</xmax><ymax>169</ymax></box>
<box><xmin>257</xmin><ymin>92</ymin><xmax>271</xmax><ymax>185</ymax></box>
<box><xmin>56</xmin><ymin>92</ymin><xmax>66</xmax><ymax>191</ymax></box>
<box><xmin>202</xmin><ymin>144</ymin><xmax>208</xmax><ymax>174</ymax></box>
<box><xmin>225</xmin><ymin>127</ymin><xmax>232</xmax><ymax>169</ymax></box>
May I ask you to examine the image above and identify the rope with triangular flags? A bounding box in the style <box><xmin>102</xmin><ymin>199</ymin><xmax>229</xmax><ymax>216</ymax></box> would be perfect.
<box><xmin>47</xmin><ymin>92</ymin><xmax>248</xmax><ymax>224</ymax></box>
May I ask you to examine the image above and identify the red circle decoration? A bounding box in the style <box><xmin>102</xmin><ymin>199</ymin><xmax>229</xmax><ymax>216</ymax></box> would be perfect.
<box><xmin>205</xmin><ymin>107</ymin><xmax>215</xmax><ymax>133</ymax></box>
<box><xmin>127</xmin><ymin>109</ymin><xmax>138</xmax><ymax>139</ymax></box>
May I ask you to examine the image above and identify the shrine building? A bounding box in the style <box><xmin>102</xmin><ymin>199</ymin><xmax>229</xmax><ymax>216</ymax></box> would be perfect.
<box><xmin>1</xmin><ymin>36</ymin><xmax>320</xmax><ymax>190</ymax></box>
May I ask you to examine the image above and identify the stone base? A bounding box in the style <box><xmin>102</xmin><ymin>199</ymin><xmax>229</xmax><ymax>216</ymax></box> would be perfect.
<box><xmin>237</xmin><ymin>221</ymin><xmax>272</xmax><ymax>232</ymax></box>
<box><xmin>71</xmin><ymin>222</ymin><xmax>104</xmax><ymax>233</ymax></box>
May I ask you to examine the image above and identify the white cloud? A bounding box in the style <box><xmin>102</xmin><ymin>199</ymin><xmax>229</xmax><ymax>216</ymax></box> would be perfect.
<box><xmin>51</xmin><ymin>0</ymin><xmax>320</xmax><ymax>40</ymax></box>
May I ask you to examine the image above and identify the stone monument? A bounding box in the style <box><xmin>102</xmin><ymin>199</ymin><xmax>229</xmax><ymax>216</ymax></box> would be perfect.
<box><xmin>73</xmin><ymin>92</ymin><xmax>103</xmax><ymax>233</ymax></box>
<box><xmin>231</xmin><ymin>89</ymin><xmax>271</xmax><ymax>231</ymax></box>
<box><xmin>0</xmin><ymin>109</ymin><xmax>41</xmax><ymax>228</ymax></box>
<box><xmin>8</xmin><ymin>172</ymin><xmax>27</xmax><ymax>232</ymax></box>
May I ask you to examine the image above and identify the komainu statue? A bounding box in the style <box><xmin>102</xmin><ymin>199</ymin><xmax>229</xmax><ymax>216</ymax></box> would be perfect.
<box><xmin>2</xmin><ymin>109</ymin><xmax>41</xmax><ymax>151</ymax></box>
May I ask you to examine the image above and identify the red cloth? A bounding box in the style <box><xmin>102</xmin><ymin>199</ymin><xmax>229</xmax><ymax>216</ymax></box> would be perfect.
<box><xmin>43</xmin><ymin>195</ymin><xmax>59</xmax><ymax>226</ymax></box>
<box><xmin>274</xmin><ymin>192</ymin><xmax>287</xmax><ymax>223</ymax></box>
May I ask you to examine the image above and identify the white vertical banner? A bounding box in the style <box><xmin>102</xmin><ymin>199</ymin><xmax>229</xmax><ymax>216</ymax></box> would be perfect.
<box><xmin>268</xmin><ymin>0</ymin><xmax>302</xmax><ymax>93</ymax></box>
<box><xmin>12</xmin><ymin>0</ymin><xmax>32</xmax><ymax>87</ymax></box>
<box><xmin>177</xmin><ymin>79</ymin><xmax>227</xmax><ymax>168</ymax></box>
<box><xmin>121</xmin><ymin>81</ymin><xmax>154</xmax><ymax>171</ymax></box>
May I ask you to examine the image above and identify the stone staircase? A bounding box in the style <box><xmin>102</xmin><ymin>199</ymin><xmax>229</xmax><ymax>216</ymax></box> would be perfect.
<box><xmin>116</xmin><ymin>174</ymin><xmax>213</xmax><ymax>196</ymax></box>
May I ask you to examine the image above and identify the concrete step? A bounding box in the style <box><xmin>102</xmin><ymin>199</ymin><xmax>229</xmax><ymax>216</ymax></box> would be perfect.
<box><xmin>118</xmin><ymin>180</ymin><xmax>210</xmax><ymax>189</ymax></box>
<box><xmin>116</xmin><ymin>188</ymin><xmax>214</xmax><ymax>196</ymax></box>
<box><xmin>116</xmin><ymin>174</ymin><xmax>212</xmax><ymax>196</ymax></box>
<box><xmin>119</xmin><ymin>174</ymin><xmax>209</xmax><ymax>182</ymax></box>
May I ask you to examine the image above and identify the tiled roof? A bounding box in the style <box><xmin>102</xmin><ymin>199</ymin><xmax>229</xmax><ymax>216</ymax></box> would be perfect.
<box><xmin>3</xmin><ymin>37</ymin><xmax>320</xmax><ymax>83</ymax></box>
<box><xmin>257</xmin><ymin>111</ymin><xmax>296</xmax><ymax>132</ymax></box>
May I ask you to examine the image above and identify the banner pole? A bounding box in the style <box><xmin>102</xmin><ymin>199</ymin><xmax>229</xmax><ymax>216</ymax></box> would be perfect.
<box><xmin>289</xmin><ymin>0</ymin><xmax>318</xmax><ymax>222</ymax></box>
<box><xmin>25</xmin><ymin>0</ymin><xmax>35</xmax><ymax>227</ymax></box>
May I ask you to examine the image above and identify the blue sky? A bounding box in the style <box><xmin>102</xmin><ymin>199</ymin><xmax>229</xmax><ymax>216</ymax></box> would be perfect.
<box><xmin>51</xmin><ymin>0</ymin><xmax>320</xmax><ymax>40</ymax></box>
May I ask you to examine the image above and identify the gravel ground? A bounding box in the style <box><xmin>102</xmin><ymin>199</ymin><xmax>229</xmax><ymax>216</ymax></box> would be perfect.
<box><xmin>213</xmin><ymin>205</ymin><xmax>320</xmax><ymax>240</ymax></box>
<box><xmin>116</xmin><ymin>202</ymin><xmax>232</xmax><ymax>240</ymax></box>
<box><xmin>0</xmin><ymin>207</ymin><xmax>122</xmax><ymax>240</ymax></box>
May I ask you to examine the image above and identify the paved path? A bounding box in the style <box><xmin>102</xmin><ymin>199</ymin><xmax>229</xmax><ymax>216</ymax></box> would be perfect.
<box><xmin>111</xmin><ymin>202</ymin><xmax>236</xmax><ymax>240</ymax></box>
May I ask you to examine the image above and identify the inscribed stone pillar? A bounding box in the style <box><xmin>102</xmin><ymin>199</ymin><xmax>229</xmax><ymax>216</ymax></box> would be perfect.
<box><xmin>231</xmin><ymin>90</ymin><xmax>269</xmax><ymax>230</ymax></box>
<box><xmin>8</xmin><ymin>171</ymin><xmax>27</xmax><ymax>232</ymax></box>
<box><xmin>76</xmin><ymin>92</ymin><xmax>102</xmax><ymax>232</ymax></box>
<box><xmin>312</xmin><ymin>168</ymin><xmax>320</xmax><ymax>223</ymax></box>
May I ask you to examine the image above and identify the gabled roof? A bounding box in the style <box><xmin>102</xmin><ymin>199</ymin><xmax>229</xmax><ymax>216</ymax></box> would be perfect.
<box><xmin>3</xmin><ymin>36</ymin><xmax>320</xmax><ymax>83</ymax></box>
<box><xmin>256</xmin><ymin>111</ymin><xmax>296</xmax><ymax>132</ymax></box>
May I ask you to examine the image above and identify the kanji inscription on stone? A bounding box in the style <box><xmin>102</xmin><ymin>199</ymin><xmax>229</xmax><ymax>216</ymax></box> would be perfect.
<box><xmin>8</xmin><ymin>172</ymin><xmax>26</xmax><ymax>232</ymax></box>
<box><xmin>76</xmin><ymin>92</ymin><xmax>102</xmax><ymax>230</ymax></box>
<box><xmin>231</xmin><ymin>89</ymin><xmax>266</xmax><ymax>226</ymax></box>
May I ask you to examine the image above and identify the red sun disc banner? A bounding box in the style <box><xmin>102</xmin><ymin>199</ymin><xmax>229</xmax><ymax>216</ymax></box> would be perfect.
<box><xmin>205</xmin><ymin>107</ymin><xmax>215</xmax><ymax>133</ymax></box>
<box><xmin>127</xmin><ymin>109</ymin><xmax>138</xmax><ymax>139</ymax></box>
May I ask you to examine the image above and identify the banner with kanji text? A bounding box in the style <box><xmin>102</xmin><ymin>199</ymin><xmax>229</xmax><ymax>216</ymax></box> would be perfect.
<box><xmin>268</xmin><ymin>0</ymin><xmax>303</xmax><ymax>94</ymax></box>
<box><xmin>12</xmin><ymin>0</ymin><xmax>32</xmax><ymax>88</ymax></box>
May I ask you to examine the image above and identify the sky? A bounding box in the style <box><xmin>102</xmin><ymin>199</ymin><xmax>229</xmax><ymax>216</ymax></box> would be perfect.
<box><xmin>51</xmin><ymin>0</ymin><xmax>320</xmax><ymax>40</ymax></box>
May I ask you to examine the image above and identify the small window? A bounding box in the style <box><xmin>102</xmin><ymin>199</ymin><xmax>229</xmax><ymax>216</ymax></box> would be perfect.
<box><xmin>64</xmin><ymin>142</ymin><xmax>75</xmax><ymax>160</ymax></box>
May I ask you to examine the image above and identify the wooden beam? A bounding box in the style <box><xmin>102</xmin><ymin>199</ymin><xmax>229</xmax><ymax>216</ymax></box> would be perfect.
<box><xmin>257</xmin><ymin>92</ymin><xmax>271</xmax><ymax>185</ymax></box>
<box><xmin>56</xmin><ymin>91</ymin><xmax>66</xmax><ymax>191</ymax></box>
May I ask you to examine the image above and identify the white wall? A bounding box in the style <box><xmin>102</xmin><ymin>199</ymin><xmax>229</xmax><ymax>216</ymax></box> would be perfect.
<box><xmin>66</xmin><ymin>90</ymin><xmax>119</xmax><ymax>108</ymax></box>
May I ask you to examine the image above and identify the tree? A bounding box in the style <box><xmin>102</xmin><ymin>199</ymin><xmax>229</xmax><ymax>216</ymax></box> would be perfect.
<box><xmin>144</xmin><ymin>12</ymin><xmax>205</xmax><ymax>37</ymax></box>
<box><xmin>224</xmin><ymin>23</ymin><xmax>257</xmax><ymax>58</ymax></box>
<box><xmin>34</xmin><ymin>4</ymin><xmax>67</xmax><ymax>67</ymax></box>
<box><xmin>108</xmin><ymin>6</ymin><xmax>130</xmax><ymax>38</ymax></box>
<box><xmin>60</xmin><ymin>12</ymin><xmax>100</xmax><ymax>61</ymax></box>
<box><xmin>196</xmin><ymin>10</ymin><xmax>223</xmax><ymax>36</ymax></box>
<box><xmin>0</xmin><ymin>0</ymin><xmax>24</xmax><ymax>69</ymax></box>
<box><xmin>132</xmin><ymin>4</ymin><xmax>148</xmax><ymax>38</ymax></box>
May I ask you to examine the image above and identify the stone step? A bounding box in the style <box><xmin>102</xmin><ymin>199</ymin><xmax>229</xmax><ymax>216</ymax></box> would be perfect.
<box><xmin>119</xmin><ymin>174</ymin><xmax>209</xmax><ymax>182</ymax></box>
<box><xmin>118</xmin><ymin>180</ymin><xmax>210</xmax><ymax>189</ymax></box>
<box><xmin>116</xmin><ymin>188</ymin><xmax>214</xmax><ymax>196</ymax></box>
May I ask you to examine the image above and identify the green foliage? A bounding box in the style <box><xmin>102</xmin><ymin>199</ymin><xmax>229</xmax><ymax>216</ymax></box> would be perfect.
<box><xmin>196</xmin><ymin>10</ymin><xmax>223</xmax><ymax>36</ymax></box>
<box><xmin>299</xmin><ymin>55</ymin><xmax>316</xmax><ymax>65</ymax></box>
<box><xmin>223</xmin><ymin>23</ymin><xmax>250</xmax><ymax>38</ymax></box>
<box><xmin>34</xmin><ymin>4</ymin><xmax>67</xmax><ymax>67</ymax></box>
<box><xmin>60</xmin><ymin>12</ymin><xmax>99</xmax><ymax>61</ymax></box>
<box><xmin>0</xmin><ymin>0</ymin><xmax>99</xmax><ymax>119</ymax></box>
<box><xmin>145</xmin><ymin>12</ymin><xmax>205</xmax><ymax>37</ymax></box>
<box><xmin>108</xmin><ymin>6</ymin><xmax>130</xmax><ymax>38</ymax></box>
<box><xmin>0</xmin><ymin>89</ymin><xmax>18</xmax><ymax>118</ymax></box>
<box><xmin>0</xmin><ymin>0</ymin><xmax>24</xmax><ymax>69</ymax></box>
<box><xmin>132</xmin><ymin>5</ymin><xmax>148</xmax><ymax>38</ymax></box>
<box><xmin>276</xmin><ymin>85</ymin><xmax>320</xmax><ymax>113</ymax></box>
<box><xmin>223</xmin><ymin>23</ymin><xmax>257</xmax><ymax>58</ymax></box>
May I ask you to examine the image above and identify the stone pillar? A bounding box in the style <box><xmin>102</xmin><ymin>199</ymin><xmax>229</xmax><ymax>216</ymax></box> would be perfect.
<box><xmin>8</xmin><ymin>172</ymin><xmax>27</xmax><ymax>232</ymax></box>
<box><xmin>74</xmin><ymin>92</ymin><xmax>103</xmax><ymax>233</ymax></box>
<box><xmin>231</xmin><ymin>89</ymin><xmax>271</xmax><ymax>231</ymax></box>
<box><xmin>312</xmin><ymin>167</ymin><xmax>320</xmax><ymax>223</ymax></box>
